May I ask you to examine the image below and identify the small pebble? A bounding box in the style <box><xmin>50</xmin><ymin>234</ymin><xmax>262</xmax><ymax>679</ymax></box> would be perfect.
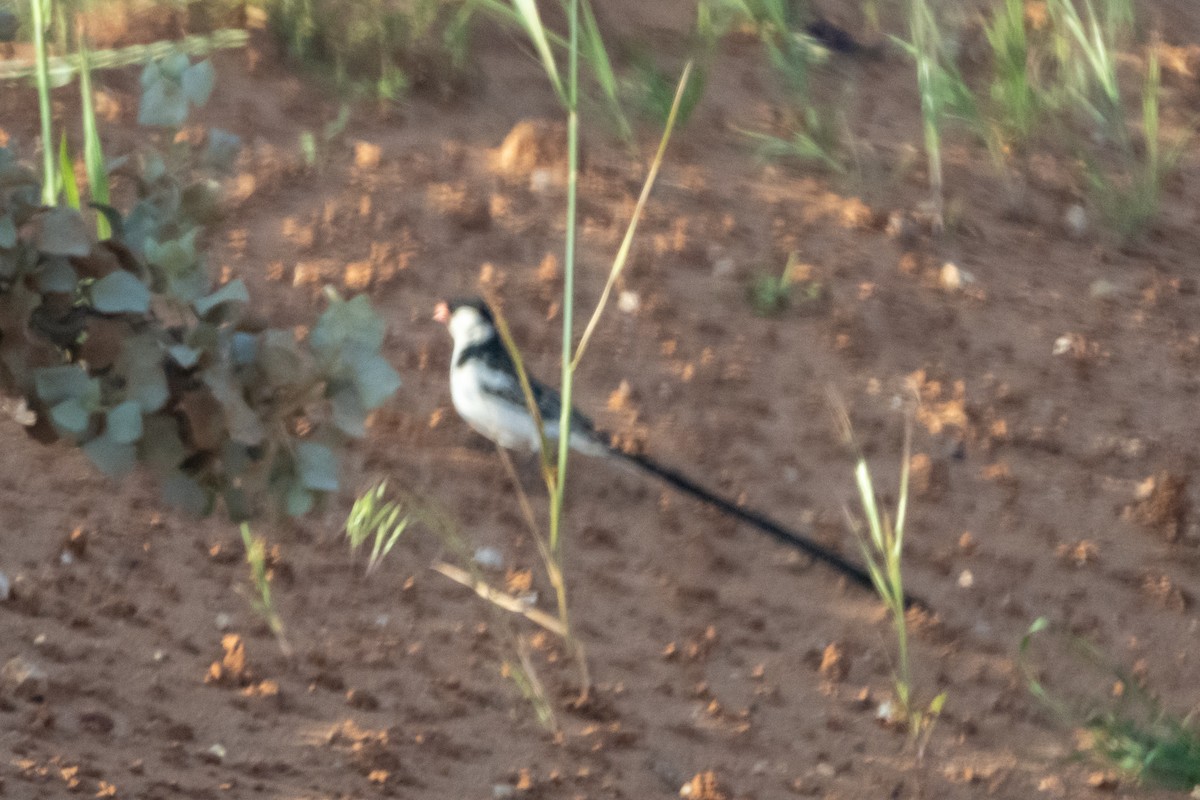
<box><xmin>1</xmin><ymin>655</ymin><xmax>47</xmax><ymax>700</ymax></box>
<box><xmin>204</xmin><ymin>743</ymin><xmax>227</xmax><ymax>764</ymax></box>
<box><xmin>617</xmin><ymin>290</ymin><xmax>640</xmax><ymax>314</ymax></box>
<box><xmin>885</xmin><ymin>211</ymin><xmax>920</xmax><ymax>246</ymax></box>
<box><xmin>215</xmin><ymin>612</ymin><xmax>233</xmax><ymax>632</ymax></box>
<box><xmin>712</xmin><ymin>256</ymin><xmax>735</xmax><ymax>279</ymax></box>
<box><xmin>472</xmin><ymin>547</ymin><xmax>504</xmax><ymax>571</ymax></box>
<box><xmin>957</xmin><ymin>569</ymin><xmax>974</xmax><ymax>589</ymax></box>
<box><xmin>493</xmin><ymin>785</ymin><xmax>515</xmax><ymax>799</ymax></box>
<box><xmin>1089</xmin><ymin>279</ymin><xmax>1119</xmax><ymax>301</ymax></box>
<box><xmin>940</xmin><ymin>262</ymin><xmax>975</xmax><ymax>292</ymax></box>
<box><xmin>529</xmin><ymin>168</ymin><xmax>552</xmax><ymax>193</ymax></box>
<box><xmin>1064</xmin><ymin>204</ymin><xmax>1088</xmax><ymax>238</ymax></box>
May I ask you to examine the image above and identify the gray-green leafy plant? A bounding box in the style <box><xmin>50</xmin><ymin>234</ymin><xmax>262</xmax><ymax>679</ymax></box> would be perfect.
<box><xmin>2</xmin><ymin>41</ymin><xmax>400</xmax><ymax>520</ymax></box>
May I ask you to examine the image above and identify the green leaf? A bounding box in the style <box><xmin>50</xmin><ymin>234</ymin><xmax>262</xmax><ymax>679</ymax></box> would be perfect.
<box><xmin>79</xmin><ymin>35</ymin><xmax>111</xmax><ymax>240</ymax></box>
<box><xmin>58</xmin><ymin>132</ymin><xmax>80</xmax><ymax>210</ymax></box>
<box><xmin>259</xmin><ymin>329</ymin><xmax>304</xmax><ymax>387</ymax></box>
<box><xmin>106</xmin><ymin>400</ymin><xmax>143</xmax><ymax>444</ymax></box>
<box><xmin>141</xmin><ymin>151</ymin><xmax>166</xmax><ymax>184</ymax></box>
<box><xmin>139</xmin><ymin>415</ymin><xmax>187</xmax><ymax>471</ymax></box>
<box><xmin>119</xmin><ymin>335</ymin><xmax>169</xmax><ymax>412</ymax></box>
<box><xmin>203</xmin><ymin>128</ymin><xmax>241</xmax><ymax>173</ymax></box>
<box><xmin>38</xmin><ymin>257</ymin><xmax>78</xmax><ymax>293</ymax></box>
<box><xmin>221</xmin><ymin>440</ymin><xmax>255</xmax><ymax>477</ymax></box>
<box><xmin>138</xmin><ymin>77</ymin><xmax>189</xmax><ymax>127</ymax></box>
<box><xmin>50</xmin><ymin>397</ymin><xmax>91</xmax><ymax>436</ymax></box>
<box><xmin>230</xmin><ymin>332</ymin><xmax>258</xmax><ymax>365</ymax></box>
<box><xmin>160</xmin><ymin>52</ymin><xmax>191</xmax><ymax>81</ymax></box>
<box><xmin>331</xmin><ymin>387</ymin><xmax>367</xmax><ymax>438</ymax></box>
<box><xmin>83</xmin><ymin>435</ymin><xmax>136</xmax><ymax>476</ymax></box>
<box><xmin>285</xmin><ymin>483</ymin><xmax>314</xmax><ymax>516</ymax></box>
<box><xmin>193</xmin><ymin>279</ymin><xmax>249</xmax><ymax>318</ymax></box>
<box><xmin>181</xmin><ymin>59</ymin><xmax>215</xmax><ymax>107</ymax></box>
<box><xmin>35</xmin><ymin>364</ymin><xmax>91</xmax><ymax>404</ymax></box>
<box><xmin>167</xmin><ymin>344</ymin><xmax>201</xmax><ymax>368</ymax></box>
<box><xmin>296</xmin><ymin>441</ymin><xmax>338</xmax><ymax>492</ymax></box>
<box><xmin>311</xmin><ymin>293</ymin><xmax>386</xmax><ymax>356</ymax></box>
<box><xmin>202</xmin><ymin>365</ymin><xmax>265</xmax><ymax>445</ymax></box>
<box><xmin>0</xmin><ymin>215</ymin><xmax>16</xmax><ymax>249</ymax></box>
<box><xmin>223</xmin><ymin>486</ymin><xmax>251</xmax><ymax>523</ymax></box>
<box><xmin>91</xmin><ymin>270</ymin><xmax>151</xmax><ymax>314</ymax></box>
<box><xmin>37</xmin><ymin>207</ymin><xmax>91</xmax><ymax>256</ymax></box>
<box><xmin>162</xmin><ymin>471</ymin><xmax>212</xmax><ymax>516</ymax></box>
<box><xmin>510</xmin><ymin>0</ymin><xmax>564</xmax><ymax>100</ymax></box>
<box><xmin>139</xmin><ymin>61</ymin><xmax>161</xmax><ymax>90</ymax></box>
<box><xmin>180</xmin><ymin>179</ymin><xmax>223</xmax><ymax>225</ymax></box>
<box><xmin>346</xmin><ymin>350</ymin><xmax>401</xmax><ymax>410</ymax></box>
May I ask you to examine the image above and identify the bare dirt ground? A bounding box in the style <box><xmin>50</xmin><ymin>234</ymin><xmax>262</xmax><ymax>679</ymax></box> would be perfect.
<box><xmin>3</xmin><ymin>1</ymin><xmax>1200</xmax><ymax>798</ymax></box>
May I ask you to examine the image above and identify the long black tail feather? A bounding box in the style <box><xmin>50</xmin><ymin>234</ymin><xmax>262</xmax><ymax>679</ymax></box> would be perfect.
<box><xmin>610</xmin><ymin>446</ymin><xmax>928</xmax><ymax>611</ymax></box>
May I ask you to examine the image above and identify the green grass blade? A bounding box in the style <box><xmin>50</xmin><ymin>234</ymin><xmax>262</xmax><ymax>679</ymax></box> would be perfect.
<box><xmin>579</xmin><ymin>0</ymin><xmax>630</xmax><ymax>140</ymax></box>
<box><xmin>31</xmin><ymin>0</ymin><xmax>56</xmax><ymax>205</ymax></box>
<box><xmin>511</xmin><ymin>0</ymin><xmax>565</xmax><ymax>101</ymax></box>
<box><xmin>572</xmin><ymin>61</ymin><xmax>693</xmax><ymax>369</ymax></box>
<box><xmin>58</xmin><ymin>131</ymin><xmax>80</xmax><ymax>209</ymax></box>
<box><xmin>78</xmin><ymin>29</ymin><xmax>110</xmax><ymax>239</ymax></box>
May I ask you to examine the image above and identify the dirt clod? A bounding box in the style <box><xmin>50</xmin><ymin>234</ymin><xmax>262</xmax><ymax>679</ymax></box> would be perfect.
<box><xmin>1</xmin><ymin>656</ymin><xmax>47</xmax><ymax>702</ymax></box>
<box><xmin>1125</xmin><ymin>471</ymin><xmax>1190</xmax><ymax>542</ymax></box>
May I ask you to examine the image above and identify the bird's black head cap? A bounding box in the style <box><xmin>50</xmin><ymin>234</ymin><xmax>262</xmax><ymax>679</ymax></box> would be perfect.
<box><xmin>447</xmin><ymin>296</ymin><xmax>494</xmax><ymax>324</ymax></box>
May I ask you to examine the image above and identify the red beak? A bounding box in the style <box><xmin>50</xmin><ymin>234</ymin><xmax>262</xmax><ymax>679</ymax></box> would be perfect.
<box><xmin>433</xmin><ymin>301</ymin><xmax>450</xmax><ymax>324</ymax></box>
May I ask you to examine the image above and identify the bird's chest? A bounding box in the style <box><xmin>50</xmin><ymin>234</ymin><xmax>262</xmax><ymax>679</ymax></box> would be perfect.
<box><xmin>449</xmin><ymin>361</ymin><xmax>539</xmax><ymax>451</ymax></box>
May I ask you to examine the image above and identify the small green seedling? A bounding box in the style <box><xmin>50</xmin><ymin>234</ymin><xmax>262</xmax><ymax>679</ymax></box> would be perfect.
<box><xmin>748</xmin><ymin>252</ymin><xmax>822</xmax><ymax>316</ymax></box>
<box><xmin>345</xmin><ymin>480</ymin><xmax>411</xmax><ymax>574</ymax></box>
<box><xmin>239</xmin><ymin>523</ymin><xmax>291</xmax><ymax>656</ymax></box>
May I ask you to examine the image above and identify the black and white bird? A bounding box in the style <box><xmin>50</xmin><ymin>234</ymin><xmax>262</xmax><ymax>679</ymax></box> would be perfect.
<box><xmin>434</xmin><ymin>297</ymin><xmax>922</xmax><ymax>607</ymax></box>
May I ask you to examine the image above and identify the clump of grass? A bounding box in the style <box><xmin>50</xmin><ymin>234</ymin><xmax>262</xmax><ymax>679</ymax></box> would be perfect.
<box><xmin>744</xmin><ymin>106</ymin><xmax>845</xmax><ymax>173</ymax></box>
<box><xmin>344</xmin><ymin>480</ymin><xmax>564</xmax><ymax>729</ymax></box>
<box><xmin>705</xmin><ymin>0</ymin><xmax>821</xmax><ymax>95</ymax></box>
<box><xmin>1021</xmin><ymin>617</ymin><xmax>1200</xmax><ymax>790</ymax></box>
<box><xmin>345</xmin><ymin>480</ymin><xmax>411</xmax><ymax>574</ymax></box>
<box><xmin>832</xmin><ymin>394</ymin><xmax>945</xmax><ymax>758</ymax></box>
<box><xmin>1084</xmin><ymin>42</ymin><xmax>1186</xmax><ymax>241</ymax></box>
<box><xmin>1045</xmin><ymin>0</ymin><xmax>1126</xmax><ymax>142</ymax></box>
<box><xmin>746</xmin><ymin>251</ymin><xmax>823</xmax><ymax>316</ymax></box>
<box><xmin>893</xmin><ymin>0</ymin><xmax>979</xmax><ymax>235</ymax></box>
<box><xmin>983</xmin><ymin>0</ymin><xmax>1038</xmax><ymax>146</ymax></box>
<box><xmin>266</xmin><ymin>0</ymin><xmax>477</xmax><ymax>103</ymax></box>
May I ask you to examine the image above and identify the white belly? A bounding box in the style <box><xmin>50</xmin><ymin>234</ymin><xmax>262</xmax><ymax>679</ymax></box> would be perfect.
<box><xmin>450</xmin><ymin>361</ymin><xmax>547</xmax><ymax>451</ymax></box>
<box><xmin>448</xmin><ymin>361</ymin><xmax>605</xmax><ymax>456</ymax></box>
